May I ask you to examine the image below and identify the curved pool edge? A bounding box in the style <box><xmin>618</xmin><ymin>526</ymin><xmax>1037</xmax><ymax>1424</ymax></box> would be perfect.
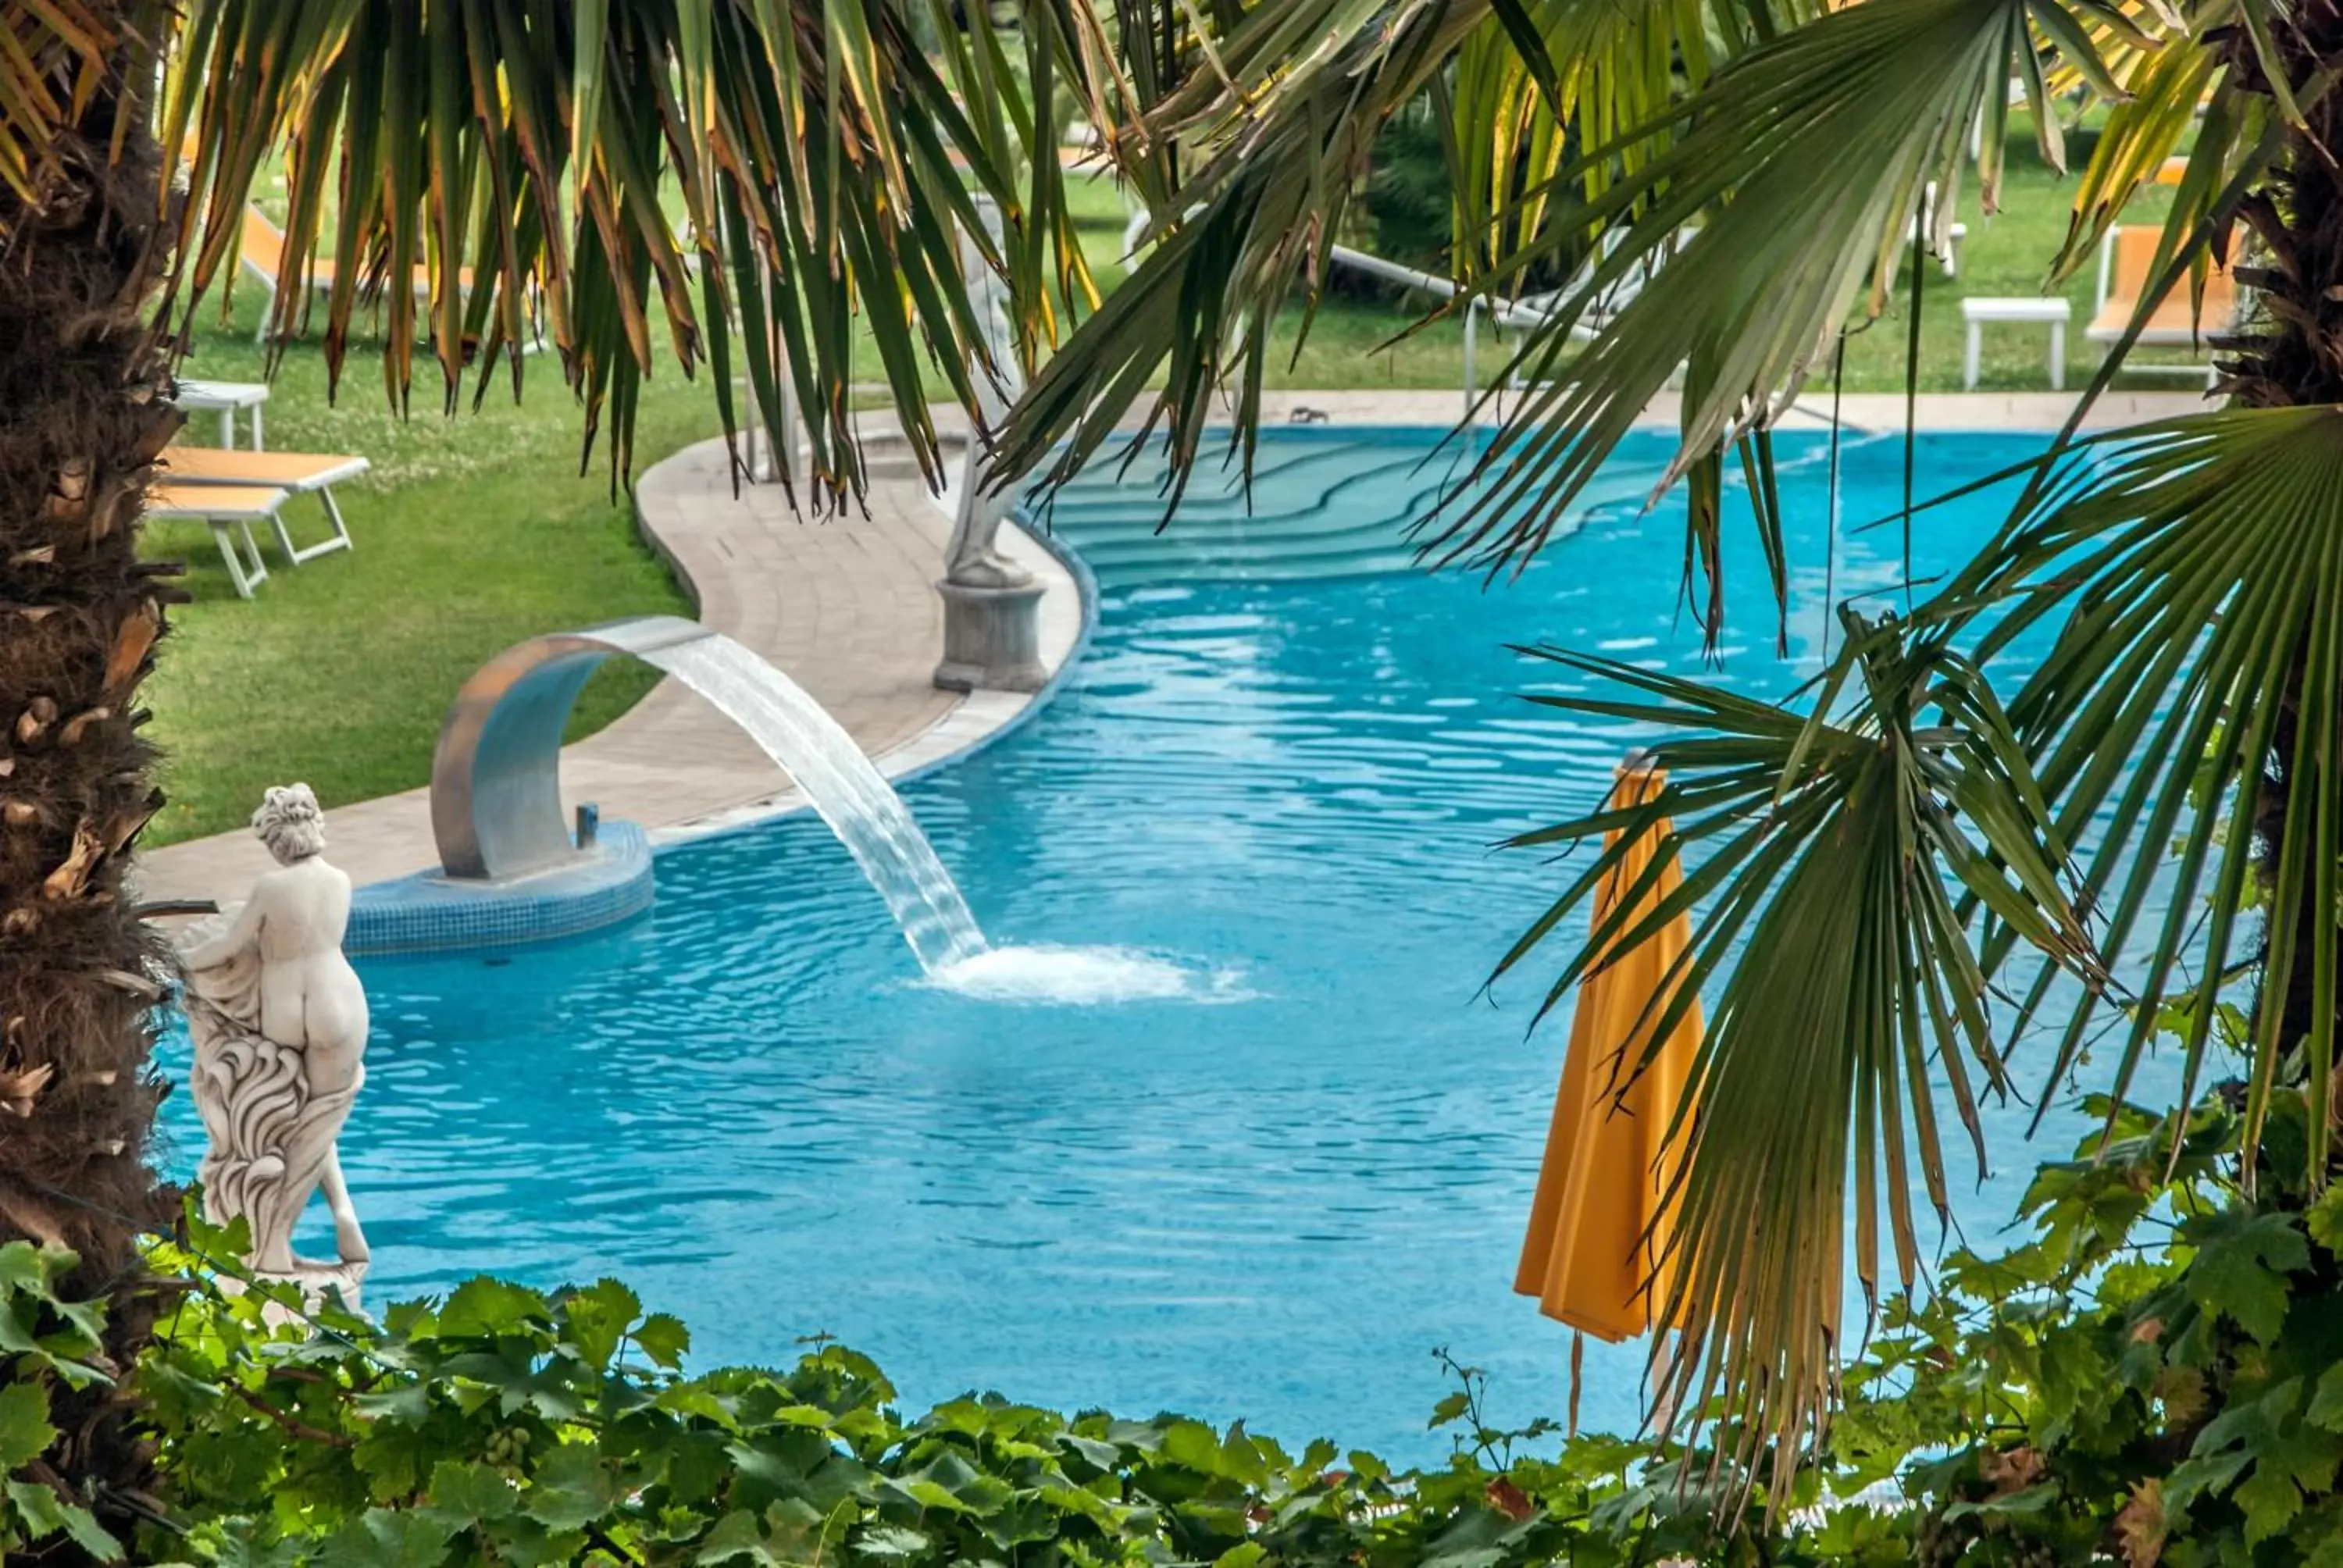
<box><xmin>636</xmin><ymin>502</ymin><xmax>1099</xmax><ymax>853</ymax></box>
<box><xmin>876</xmin><ymin>509</ymin><xmax>1103</xmax><ymax>794</ymax></box>
<box><xmin>126</xmin><ymin>433</ymin><xmax>1093</xmax><ymax>914</ymax></box>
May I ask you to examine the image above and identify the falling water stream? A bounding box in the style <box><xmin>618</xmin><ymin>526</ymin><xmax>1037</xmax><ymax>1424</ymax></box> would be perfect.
<box><xmin>615</xmin><ymin>625</ymin><xmax>1229</xmax><ymax>1001</ymax></box>
<box><xmin>640</xmin><ymin>635</ymin><xmax>990</xmax><ymax>973</ymax></box>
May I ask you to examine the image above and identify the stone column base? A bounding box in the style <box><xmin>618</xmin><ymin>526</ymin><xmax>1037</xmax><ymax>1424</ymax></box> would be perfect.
<box><xmin>222</xmin><ymin>1257</ymin><xmax>368</xmax><ymax>1326</ymax></box>
<box><xmin>935</xmin><ymin>578</ymin><xmax>1047</xmax><ymax>693</ymax></box>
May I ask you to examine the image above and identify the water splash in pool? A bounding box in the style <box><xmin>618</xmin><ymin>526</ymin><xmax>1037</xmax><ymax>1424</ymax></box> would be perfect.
<box><xmin>643</xmin><ymin>635</ymin><xmax>988</xmax><ymax>973</ymax></box>
<box><xmin>925</xmin><ymin>944</ymin><xmax>1249</xmax><ymax>1005</ymax></box>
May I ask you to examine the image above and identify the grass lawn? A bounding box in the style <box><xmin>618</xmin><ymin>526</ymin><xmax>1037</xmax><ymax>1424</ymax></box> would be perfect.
<box><xmin>142</xmin><ymin>293</ymin><xmax>710</xmax><ymax>846</ymax></box>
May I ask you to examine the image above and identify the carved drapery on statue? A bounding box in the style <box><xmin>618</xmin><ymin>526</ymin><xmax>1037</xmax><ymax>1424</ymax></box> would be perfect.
<box><xmin>182</xmin><ymin>939</ymin><xmax>364</xmax><ymax>1274</ymax></box>
<box><xmin>177</xmin><ymin>784</ymin><xmax>369</xmax><ymax>1306</ymax></box>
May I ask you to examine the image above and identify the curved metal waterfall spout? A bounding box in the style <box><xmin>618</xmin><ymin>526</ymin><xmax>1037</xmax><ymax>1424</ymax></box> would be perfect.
<box><xmin>428</xmin><ymin>615</ymin><xmax>989</xmax><ymax>973</ymax></box>
<box><xmin>430</xmin><ymin>615</ymin><xmax>711</xmax><ymax>881</ymax></box>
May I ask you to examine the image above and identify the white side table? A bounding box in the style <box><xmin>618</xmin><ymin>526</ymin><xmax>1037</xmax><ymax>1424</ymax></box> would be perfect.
<box><xmin>1961</xmin><ymin>298</ymin><xmax>2070</xmax><ymax>390</ymax></box>
<box><xmin>175</xmin><ymin>379</ymin><xmax>272</xmax><ymax>450</ymax></box>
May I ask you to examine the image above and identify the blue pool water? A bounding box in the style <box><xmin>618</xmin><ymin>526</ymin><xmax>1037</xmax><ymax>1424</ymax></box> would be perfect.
<box><xmin>159</xmin><ymin>427</ymin><xmax>2167</xmax><ymax>1457</ymax></box>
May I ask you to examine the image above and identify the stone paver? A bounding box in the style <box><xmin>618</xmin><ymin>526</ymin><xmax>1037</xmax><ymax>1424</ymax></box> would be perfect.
<box><xmin>134</xmin><ymin>426</ymin><xmax>1079</xmax><ymax>905</ymax></box>
<box><xmin>131</xmin><ymin>383</ymin><xmax>2211</xmax><ymax>905</ymax></box>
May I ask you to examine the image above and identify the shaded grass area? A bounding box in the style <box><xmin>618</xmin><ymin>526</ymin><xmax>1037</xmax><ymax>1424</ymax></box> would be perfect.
<box><xmin>143</xmin><ymin>294</ymin><xmax>708</xmax><ymax>846</ymax></box>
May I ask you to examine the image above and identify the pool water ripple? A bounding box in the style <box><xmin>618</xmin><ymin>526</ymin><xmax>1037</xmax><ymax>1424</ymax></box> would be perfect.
<box><xmin>159</xmin><ymin>429</ymin><xmax>2181</xmax><ymax>1459</ymax></box>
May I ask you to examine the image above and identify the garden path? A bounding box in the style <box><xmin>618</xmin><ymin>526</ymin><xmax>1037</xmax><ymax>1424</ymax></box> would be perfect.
<box><xmin>132</xmin><ymin>418</ymin><xmax>1081</xmax><ymax>904</ymax></box>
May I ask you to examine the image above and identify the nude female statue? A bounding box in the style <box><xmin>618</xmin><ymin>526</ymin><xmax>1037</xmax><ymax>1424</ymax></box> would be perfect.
<box><xmin>177</xmin><ymin>784</ymin><xmax>369</xmax><ymax>1287</ymax></box>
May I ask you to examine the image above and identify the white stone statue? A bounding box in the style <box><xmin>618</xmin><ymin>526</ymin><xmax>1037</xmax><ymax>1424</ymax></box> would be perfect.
<box><xmin>943</xmin><ymin>194</ymin><xmax>1034</xmax><ymax>591</ymax></box>
<box><xmin>177</xmin><ymin>783</ymin><xmax>369</xmax><ymax>1303</ymax></box>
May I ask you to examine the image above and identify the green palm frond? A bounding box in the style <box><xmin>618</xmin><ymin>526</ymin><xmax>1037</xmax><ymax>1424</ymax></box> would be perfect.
<box><xmin>0</xmin><ymin>0</ymin><xmax>113</xmax><ymax>210</ymax></box>
<box><xmin>2052</xmin><ymin>5</ymin><xmax>2235</xmax><ymax>280</ymax></box>
<box><xmin>1425</xmin><ymin>0</ymin><xmax>2135</xmax><ymax>577</ymax></box>
<box><xmin>1000</xmin><ymin>0</ymin><xmax>2157</xmax><ymax>600</ymax></box>
<box><xmin>1949</xmin><ymin>408</ymin><xmax>2343</xmax><ymax>1187</ymax></box>
<box><xmin>1513</xmin><ymin>408</ymin><xmax>2343</xmax><ymax>1494</ymax></box>
<box><xmin>1002</xmin><ymin>0</ymin><xmax>1496</xmax><ymax>504</ymax></box>
<box><xmin>2231</xmin><ymin>0</ymin><xmax>2313</xmax><ymax>124</ymax></box>
<box><xmin>1446</xmin><ymin>0</ymin><xmax>1738</xmax><ymax>283</ymax></box>
<box><xmin>1496</xmin><ymin>618</ymin><xmax>2098</xmax><ymax>1499</ymax></box>
<box><xmin>997</xmin><ymin>0</ymin><xmax>1797</xmax><ymax>507</ymax></box>
<box><xmin>165</xmin><ymin>0</ymin><xmax>1114</xmax><ymax>501</ymax></box>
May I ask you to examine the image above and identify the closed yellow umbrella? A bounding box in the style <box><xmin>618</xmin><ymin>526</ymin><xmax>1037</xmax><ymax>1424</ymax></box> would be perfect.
<box><xmin>1514</xmin><ymin>761</ymin><xmax>1699</xmax><ymax>1344</ymax></box>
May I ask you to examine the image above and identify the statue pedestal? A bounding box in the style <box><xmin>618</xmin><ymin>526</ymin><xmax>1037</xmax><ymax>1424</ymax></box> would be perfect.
<box><xmin>222</xmin><ymin>1258</ymin><xmax>366</xmax><ymax>1326</ymax></box>
<box><xmin>934</xmin><ymin>578</ymin><xmax>1047</xmax><ymax>693</ymax></box>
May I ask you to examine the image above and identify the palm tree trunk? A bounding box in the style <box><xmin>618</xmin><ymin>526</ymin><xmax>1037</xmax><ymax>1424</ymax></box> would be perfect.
<box><xmin>1</xmin><ymin>5</ymin><xmax>184</xmax><ymax>1514</ymax></box>
<box><xmin>2230</xmin><ymin>18</ymin><xmax>2343</xmax><ymax>1141</ymax></box>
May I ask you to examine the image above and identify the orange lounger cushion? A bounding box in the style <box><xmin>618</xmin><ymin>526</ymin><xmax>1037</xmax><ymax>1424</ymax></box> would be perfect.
<box><xmin>146</xmin><ymin>481</ymin><xmax>287</xmax><ymax>519</ymax></box>
<box><xmin>2088</xmin><ymin>226</ymin><xmax>2238</xmax><ymax>344</ymax></box>
<box><xmin>242</xmin><ymin>206</ymin><xmax>472</xmax><ymax>297</ymax></box>
<box><xmin>164</xmin><ymin>447</ymin><xmax>370</xmax><ymax>490</ymax></box>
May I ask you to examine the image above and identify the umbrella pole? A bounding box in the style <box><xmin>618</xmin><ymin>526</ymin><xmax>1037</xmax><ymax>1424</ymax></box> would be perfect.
<box><xmin>1647</xmin><ymin>1328</ymin><xmax>1681</xmax><ymax>1433</ymax></box>
<box><xmin>1569</xmin><ymin>1331</ymin><xmax>1584</xmax><ymax>1438</ymax></box>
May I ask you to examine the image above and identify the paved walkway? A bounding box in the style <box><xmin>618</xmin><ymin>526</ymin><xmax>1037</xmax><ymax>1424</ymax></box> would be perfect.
<box><xmin>133</xmin><ymin>385</ymin><xmax>2210</xmax><ymax>905</ymax></box>
<box><xmin>134</xmin><ymin>428</ymin><xmax>1082</xmax><ymax>905</ymax></box>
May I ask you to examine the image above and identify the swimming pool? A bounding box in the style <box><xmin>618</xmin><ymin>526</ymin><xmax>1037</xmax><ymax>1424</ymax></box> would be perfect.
<box><xmin>159</xmin><ymin>426</ymin><xmax>2159</xmax><ymax>1458</ymax></box>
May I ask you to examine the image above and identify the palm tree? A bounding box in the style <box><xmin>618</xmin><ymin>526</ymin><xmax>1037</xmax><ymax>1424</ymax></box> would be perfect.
<box><xmin>1004</xmin><ymin>0</ymin><xmax>2340</xmax><ymax>1499</ymax></box>
<box><xmin>0</xmin><ymin>0</ymin><xmax>1122</xmax><ymax>1514</ymax></box>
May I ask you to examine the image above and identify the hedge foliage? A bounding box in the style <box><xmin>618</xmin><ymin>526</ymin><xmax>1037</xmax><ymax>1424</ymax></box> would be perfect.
<box><xmin>9</xmin><ymin>1089</ymin><xmax>2343</xmax><ymax>1565</ymax></box>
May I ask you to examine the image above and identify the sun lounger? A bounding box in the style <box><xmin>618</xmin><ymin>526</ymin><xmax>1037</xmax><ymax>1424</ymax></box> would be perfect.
<box><xmin>162</xmin><ymin>447</ymin><xmax>366</xmax><ymax>565</ymax></box>
<box><xmin>236</xmin><ymin>208</ymin><xmax>331</xmax><ymax>341</ymax></box>
<box><xmin>146</xmin><ymin>482</ymin><xmax>284</xmax><ymax>599</ymax></box>
<box><xmin>1496</xmin><ymin>226</ymin><xmax>1697</xmax><ymax>394</ymax></box>
<box><xmin>2088</xmin><ymin>226</ymin><xmax>2239</xmax><ymax>380</ymax></box>
<box><xmin>1573</xmin><ymin>225</ymin><xmax>1693</xmax><ymax>328</ymax></box>
<box><xmin>238</xmin><ymin>206</ymin><xmax>472</xmax><ymax>343</ymax></box>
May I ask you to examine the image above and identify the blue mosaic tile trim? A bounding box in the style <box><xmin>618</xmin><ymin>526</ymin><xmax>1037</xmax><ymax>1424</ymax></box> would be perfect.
<box><xmin>347</xmin><ymin>821</ymin><xmax>654</xmax><ymax>956</ymax></box>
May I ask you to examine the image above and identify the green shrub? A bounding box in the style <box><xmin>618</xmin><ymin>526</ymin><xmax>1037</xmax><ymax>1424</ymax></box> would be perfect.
<box><xmin>11</xmin><ymin>1102</ymin><xmax>2343</xmax><ymax>1568</ymax></box>
<box><xmin>1363</xmin><ymin>102</ymin><xmax>1453</xmax><ymax>276</ymax></box>
<box><xmin>0</xmin><ymin>1243</ymin><xmax>130</xmax><ymax>1563</ymax></box>
<box><xmin>0</xmin><ymin>1206</ymin><xmax>1835</xmax><ymax>1565</ymax></box>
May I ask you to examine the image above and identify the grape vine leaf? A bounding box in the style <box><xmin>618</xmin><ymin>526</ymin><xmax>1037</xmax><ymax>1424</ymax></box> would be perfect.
<box><xmin>695</xmin><ymin>1509</ymin><xmax>780</xmax><ymax>1566</ymax></box>
<box><xmin>324</xmin><ymin>1508</ymin><xmax>461</xmax><ymax>1568</ymax></box>
<box><xmin>2182</xmin><ymin>1209</ymin><xmax>2309</xmax><ymax>1344</ymax></box>
<box><xmin>2309</xmin><ymin>1363</ymin><xmax>2343</xmax><ymax>1432</ymax></box>
<box><xmin>2306</xmin><ymin>1185</ymin><xmax>2343</xmax><ymax>1254</ymax></box>
<box><xmin>437</xmin><ymin>1276</ymin><xmax>552</xmax><ymax>1338</ymax></box>
<box><xmin>4</xmin><ymin>1478</ymin><xmax>122</xmax><ymax>1561</ymax></box>
<box><xmin>858</xmin><ymin>1525</ymin><xmax>933</xmax><ymax>1559</ymax></box>
<box><xmin>423</xmin><ymin>1458</ymin><xmax>522</xmax><ymax>1528</ymax></box>
<box><xmin>558</xmin><ymin>1279</ymin><xmax>641</xmax><ymax>1373</ymax></box>
<box><xmin>0</xmin><ymin>1383</ymin><xmax>55</xmax><ymax>1470</ymax></box>
<box><xmin>522</xmin><ymin>1442</ymin><xmax>625</xmax><ymax>1533</ymax></box>
<box><xmin>635</xmin><ymin>1313</ymin><xmax>691</xmax><ymax>1370</ymax></box>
